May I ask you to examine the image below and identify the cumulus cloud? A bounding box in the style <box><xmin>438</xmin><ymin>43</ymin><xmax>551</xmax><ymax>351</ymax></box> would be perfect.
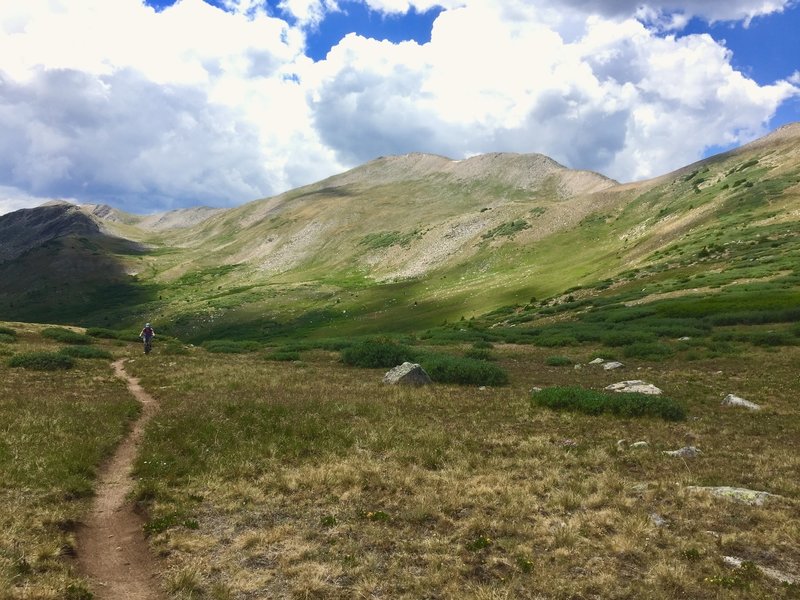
<box><xmin>307</xmin><ymin>4</ymin><xmax>798</xmax><ymax>180</ymax></box>
<box><xmin>0</xmin><ymin>0</ymin><xmax>797</xmax><ymax>212</ymax></box>
<box><xmin>0</xmin><ymin>186</ymin><xmax>74</xmax><ymax>217</ymax></box>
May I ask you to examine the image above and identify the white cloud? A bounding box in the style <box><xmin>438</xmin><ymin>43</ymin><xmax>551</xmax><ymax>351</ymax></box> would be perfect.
<box><xmin>0</xmin><ymin>0</ymin><xmax>797</xmax><ymax>213</ymax></box>
<box><xmin>0</xmin><ymin>187</ymin><xmax>76</xmax><ymax>217</ymax></box>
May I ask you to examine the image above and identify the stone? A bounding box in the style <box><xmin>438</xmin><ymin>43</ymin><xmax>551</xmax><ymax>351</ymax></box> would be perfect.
<box><xmin>602</xmin><ymin>361</ymin><xmax>624</xmax><ymax>370</ymax></box>
<box><xmin>686</xmin><ymin>486</ymin><xmax>779</xmax><ymax>506</ymax></box>
<box><xmin>721</xmin><ymin>394</ymin><xmax>761</xmax><ymax>411</ymax></box>
<box><xmin>678</xmin><ymin>336</ymin><xmax>691</xmax><ymax>341</ymax></box>
<box><xmin>605</xmin><ymin>380</ymin><xmax>663</xmax><ymax>395</ymax></box>
<box><xmin>588</xmin><ymin>358</ymin><xmax>605</xmax><ymax>365</ymax></box>
<box><xmin>630</xmin><ymin>441</ymin><xmax>649</xmax><ymax>449</ymax></box>
<box><xmin>383</xmin><ymin>362</ymin><xmax>432</xmax><ymax>386</ymax></box>
<box><xmin>663</xmin><ymin>446</ymin><xmax>701</xmax><ymax>458</ymax></box>
<box><xmin>649</xmin><ymin>513</ymin><xmax>669</xmax><ymax>528</ymax></box>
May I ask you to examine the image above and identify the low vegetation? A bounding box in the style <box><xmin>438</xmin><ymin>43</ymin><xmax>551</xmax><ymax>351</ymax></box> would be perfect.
<box><xmin>41</xmin><ymin>327</ymin><xmax>93</xmax><ymax>345</ymax></box>
<box><xmin>8</xmin><ymin>351</ymin><xmax>76</xmax><ymax>370</ymax></box>
<box><xmin>533</xmin><ymin>385</ymin><xmax>686</xmax><ymax>421</ymax></box>
<box><xmin>0</xmin><ymin>325</ymin><xmax>137</xmax><ymax>597</ymax></box>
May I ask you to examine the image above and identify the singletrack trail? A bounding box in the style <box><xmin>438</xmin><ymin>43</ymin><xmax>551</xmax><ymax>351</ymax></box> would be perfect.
<box><xmin>76</xmin><ymin>358</ymin><xmax>165</xmax><ymax>599</ymax></box>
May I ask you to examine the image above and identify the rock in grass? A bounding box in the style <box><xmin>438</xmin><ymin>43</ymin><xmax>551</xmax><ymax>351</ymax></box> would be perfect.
<box><xmin>630</xmin><ymin>441</ymin><xmax>650</xmax><ymax>449</ymax></box>
<box><xmin>663</xmin><ymin>446</ymin><xmax>701</xmax><ymax>458</ymax></box>
<box><xmin>602</xmin><ymin>361</ymin><xmax>624</xmax><ymax>371</ymax></box>
<box><xmin>686</xmin><ymin>486</ymin><xmax>779</xmax><ymax>506</ymax></box>
<box><xmin>605</xmin><ymin>380</ymin><xmax>662</xmax><ymax>395</ymax></box>
<box><xmin>383</xmin><ymin>362</ymin><xmax>432</xmax><ymax>386</ymax></box>
<box><xmin>589</xmin><ymin>358</ymin><xmax>605</xmax><ymax>365</ymax></box>
<box><xmin>649</xmin><ymin>513</ymin><xmax>669</xmax><ymax>528</ymax></box>
<box><xmin>721</xmin><ymin>394</ymin><xmax>761</xmax><ymax>411</ymax></box>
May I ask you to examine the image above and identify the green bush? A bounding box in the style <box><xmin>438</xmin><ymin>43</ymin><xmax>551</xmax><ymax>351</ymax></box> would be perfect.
<box><xmin>162</xmin><ymin>342</ymin><xmax>191</xmax><ymax>355</ymax></box>
<box><xmin>59</xmin><ymin>345</ymin><xmax>113</xmax><ymax>359</ymax></box>
<box><xmin>0</xmin><ymin>333</ymin><xmax>15</xmax><ymax>344</ymax></box>
<box><xmin>545</xmin><ymin>355</ymin><xmax>573</xmax><ymax>366</ymax></box>
<box><xmin>8</xmin><ymin>352</ymin><xmax>75</xmax><ymax>370</ymax></box>
<box><xmin>463</xmin><ymin>348</ymin><xmax>495</xmax><ymax>361</ymax></box>
<box><xmin>532</xmin><ymin>386</ymin><xmax>685</xmax><ymax>421</ymax></box>
<box><xmin>41</xmin><ymin>327</ymin><xmax>93</xmax><ymax>345</ymax></box>
<box><xmin>0</xmin><ymin>326</ymin><xmax>17</xmax><ymax>337</ymax></box>
<box><xmin>340</xmin><ymin>338</ymin><xmax>416</xmax><ymax>368</ymax></box>
<box><xmin>86</xmin><ymin>327</ymin><xmax>122</xmax><ymax>339</ymax></box>
<box><xmin>202</xmin><ymin>340</ymin><xmax>261</xmax><ymax>354</ymax></box>
<box><xmin>622</xmin><ymin>343</ymin><xmax>675</xmax><ymax>360</ymax></box>
<box><xmin>418</xmin><ymin>352</ymin><xmax>509</xmax><ymax>386</ymax></box>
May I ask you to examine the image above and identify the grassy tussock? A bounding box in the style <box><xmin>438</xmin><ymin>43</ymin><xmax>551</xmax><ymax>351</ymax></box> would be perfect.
<box><xmin>41</xmin><ymin>327</ymin><xmax>93</xmax><ymax>345</ymax></box>
<box><xmin>8</xmin><ymin>351</ymin><xmax>75</xmax><ymax>370</ymax></box>
<box><xmin>123</xmin><ymin>345</ymin><xmax>800</xmax><ymax>599</ymax></box>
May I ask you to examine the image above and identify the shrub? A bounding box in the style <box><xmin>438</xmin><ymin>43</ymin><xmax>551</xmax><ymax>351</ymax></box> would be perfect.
<box><xmin>0</xmin><ymin>326</ymin><xmax>17</xmax><ymax>337</ymax></box>
<box><xmin>622</xmin><ymin>343</ymin><xmax>675</xmax><ymax>360</ymax></box>
<box><xmin>545</xmin><ymin>355</ymin><xmax>573</xmax><ymax>366</ymax></box>
<box><xmin>341</xmin><ymin>338</ymin><xmax>416</xmax><ymax>368</ymax></box>
<box><xmin>41</xmin><ymin>327</ymin><xmax>93</xmax><ymax>345</ymax></box>
<box><xmin>59</xmin><ymin>346</ymin><xmax>113</xmax><ymax>359</ymax></box>
<box><xmin>463</xmin><ymin>348</ymin><xmax>495</xmax><ymax>361</ymax></box>
<box><xmin>8</xmin><ymin>352</ymin><xmax>75</xmax><ymax>370</ymax></box>
<box><xmin>532</xmin><ymin>386</ymin><xmax>685</xmax><ymax>421</ymax></box>
<box><xmin>417</xmin><ymin>352</ymin><xmax>509</xmax><ymax>386</ymax></box>
<box><xmin>86</xmin><ymin>327</ymin><xmax>122</xmax><ymax>339</ymax></box>
<box><xmin>0</xmin><ymin>333</ymin><xmax>15</xmax><ymax>344</ymax></box>
<box><xmin>202</xmin><ymin>340</ymin><xmax>261</xmax><ymax>354</ymax></box>
<box><xmin>162</xmin><ymin>342</ymin><xmax>191</xmax><ymax>355</ymax></box>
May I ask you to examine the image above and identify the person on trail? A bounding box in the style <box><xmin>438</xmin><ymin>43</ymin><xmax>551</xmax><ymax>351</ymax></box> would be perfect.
<box><xmin>139</xmin><ymin>323</ymin><xmax>155</xmax><ymax>354</ymax></box>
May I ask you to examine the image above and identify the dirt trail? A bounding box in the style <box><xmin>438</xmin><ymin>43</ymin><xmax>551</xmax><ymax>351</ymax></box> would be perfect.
<box><xmin>76</xmin><ymin>359</ymin><xmax>165</xmax><ymax>599</ymax></box>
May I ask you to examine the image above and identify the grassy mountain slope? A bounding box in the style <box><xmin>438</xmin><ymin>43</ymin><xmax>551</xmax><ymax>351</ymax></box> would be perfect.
<box><xmin>1</xmin><ymin>125</ymin><xmax>798</xmax><ymax>341</ymax></box>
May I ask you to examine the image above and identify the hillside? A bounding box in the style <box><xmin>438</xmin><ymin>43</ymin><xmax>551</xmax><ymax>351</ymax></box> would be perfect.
<box><xmin>0</xmin><ymin>125</ymin><xmax>799</xmax><ymax>340</ymax></box>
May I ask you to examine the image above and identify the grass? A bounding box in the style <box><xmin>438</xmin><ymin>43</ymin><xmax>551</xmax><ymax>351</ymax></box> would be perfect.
<box><xmin>120</xmin><ymin>344</ymin><xmax>800</xmax><ymax>599</ymax></box>
<box><xmin>8</xmin><ymin>351</ymin><xmax>76</xmax><ymax>370</ymax></box>
<box><xmin>59</xmin><ymin>345</ymin><xmax>114</xmax><ymax>360</ymax></box>
<box><xmin>0</xmin><ymin>324</ymin><xmax>139</xmax><ymax>597</ymax></box>
<box><xmin>41</xmin><ymin>327</ymin><xmax>94</xmax><ymax>345</ymax></box>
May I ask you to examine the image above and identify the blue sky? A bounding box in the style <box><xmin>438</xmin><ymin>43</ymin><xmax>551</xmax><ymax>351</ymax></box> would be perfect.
<box><xmin>0</xmin><ymin>0</ymin><xmax>798</xmax><ymax>214</ymax></box>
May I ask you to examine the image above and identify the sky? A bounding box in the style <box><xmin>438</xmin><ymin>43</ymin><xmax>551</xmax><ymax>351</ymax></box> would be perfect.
<box><xmin>0</xmin><ymin>0</ymin><xmax>798</xmax><ymax>215</ymax></box>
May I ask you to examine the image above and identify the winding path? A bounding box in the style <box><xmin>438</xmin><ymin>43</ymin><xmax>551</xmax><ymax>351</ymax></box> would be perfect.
<box><xmin>76</xmin><ymin>359</ymin><xmax>165</xmax><ymax>600</ymax></box>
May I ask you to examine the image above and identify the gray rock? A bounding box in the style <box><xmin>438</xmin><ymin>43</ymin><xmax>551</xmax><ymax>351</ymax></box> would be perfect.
<box><xmin>602</xmin><ymin>361</ymin><xmax>624</xmax><ymax>370</ymax></box>
<box><xmin>686</xmin><ymin>486</ymin><xmax>779</xmax><ymax>506</ymax></box>
<box><xmin>678</xmin><ymin>336</ymin><xmax>691</xmax><ymax>341</ymax></box>
<box><xmin>721</xmin><ymin>394</ymin><xmax>761</xmax><ymax>411</ymax></box>
<box><xmin>630</xmin><ymin>441</ymin><xmax>650</xmax><ymax>449</ymax></box>
<box><xmin>383</xmin><ymin>362</ymin><xmax>432</xmax><ymax>386</ymax></box>
<box><xmin>664</xmin><ymin>446</ymin><xmax>701</xmax><ymax>458</ymax></box>
<box><xmin>649</xmin><ymin>513</ymin><xmax>669</xmax><ymax>528</ymax></box>
<box><xmin>605</xmin><ymin>380</ymin><xmax>663</xmax><ymax>395</ymax></box>
<box><xmin>588</xmin><ymin>358</ymin><xmax>605</xmax><ymax>365</ymax></box>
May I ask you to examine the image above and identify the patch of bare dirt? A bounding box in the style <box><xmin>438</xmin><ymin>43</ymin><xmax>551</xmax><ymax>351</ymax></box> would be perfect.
<box><xmin>76</xmin><ymin>359</ymin><xmax>165</xmax><ymax>600</ymax></box>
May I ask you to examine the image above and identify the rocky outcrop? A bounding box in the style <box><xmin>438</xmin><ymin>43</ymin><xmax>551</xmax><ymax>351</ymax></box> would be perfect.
<box><xmin>721</xmin><ymin>394</ymin><xmax>761</xmax><ymax>410</ymax></box>
<box><xmin>686</xmin><ymin>486</ymin><xmax>779</xmax><ymax>506</ymax></box>
<box><xmin>605</xmin><ymin>380</ymin><xmax>663</xmax><ymax>395</ymax></box>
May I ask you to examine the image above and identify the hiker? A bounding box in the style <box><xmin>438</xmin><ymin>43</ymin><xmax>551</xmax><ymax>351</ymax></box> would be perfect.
<box><xmin>139</xmin><ymin>322</ymin><xmax>155</xmax><ymax>354</ymax></box>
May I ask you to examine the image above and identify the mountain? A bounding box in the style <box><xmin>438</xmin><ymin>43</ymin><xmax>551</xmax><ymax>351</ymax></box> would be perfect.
<box><xmin>1</xmin><ymin>125</ymin><xmax>798</xmax><ymax>340</ymax></box>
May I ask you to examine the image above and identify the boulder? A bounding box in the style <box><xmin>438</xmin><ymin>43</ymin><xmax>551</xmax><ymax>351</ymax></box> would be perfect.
<box><xmin>602</xmin><ymin>361</ymin><xmax>624</xmax><ymax>371</ymax></box>
<box><xmin>383</xmin><ymin>362</ymin><xmax>432</xmax><ymax>386</ymax></box>
<box><xmin>721</xmin><ymin>394</ymin><xmax>761</xmax><ymax>411</ymax></box>
<box><xmin>605</xmin><ymin>380</ymin><xmax>663</xmax><ymax>395</ymax></box>
<box><xmin>588</xmin><ymin>358</ymin><xmax>605</xmax><ymax>365</ymax></box>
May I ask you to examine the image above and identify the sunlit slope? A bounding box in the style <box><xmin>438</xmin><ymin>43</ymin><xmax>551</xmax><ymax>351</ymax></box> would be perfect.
<box><xmin>1</xmin><ymin>125</ymin><xmax>799</xmax><ymax>339</ymax></box>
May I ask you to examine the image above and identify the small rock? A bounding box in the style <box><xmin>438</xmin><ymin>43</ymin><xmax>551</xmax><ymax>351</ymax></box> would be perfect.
<box><xmin>605</xmin><ymin>380</ymin><xmax>663</xmax><ymax>395</ymax></box>
<box><xmin>602</xmin><ymin>361</ymin><xmax>624</xmax><ymax>371</ymax></box>
<box><xmin>530</xmin><ymin>386</ymin><xmax>543</xmax><ymax>393</ymax></box>
<box><xmin>589</xmin><ymin>358</ymin><xmax>605</xmax><ymax>365</ymax></box>
<box><xmin>663</xmin><ymin>446</ymin><xmax>701</xmax><ymax>458</ymax></box>
<box><xmin>383</xmin><ymin>362</ymin><xmax>432</xmax><ymax>386</ymax></box>
<box><xmin>721</xmin><ymin>394</ymin><xmax>761</xmax><ymax>411</ymax></box>
<box><xmin>686</xmin><ymin>486</ymin><xmax>779</xmax><ymax>506</ymax></box>
<box><xmin>616</xmin><ymin>439</ymin><xmax>628</xmax><ymax>450</ymax></box>
<box><xmin>573</xmin><ymin>363</ymin><xmax>582</xmax><ymax>370</ymax></box>
<box><xmin>478</xmin><ymin>386</ymin><xmax>487</xmax><ymax>391</ymax></box>
<box><xmin>558</xmin><ymin>439</ymin><xmax>578</xmax><ymax>447</ymax></box>
<box><xmin>630</xmin><ymin>441</ymin><xmax>649</xmax><ymax>449</ymax></box>
<box><xmin>678</xmin><ymin>336</ymin><xmax>691</xmax><ymax>341</ymax></box>
<box><xmin>649</xmin><ymin>513</ymin><xmax>669</xmax><ymax>527</ymax></box>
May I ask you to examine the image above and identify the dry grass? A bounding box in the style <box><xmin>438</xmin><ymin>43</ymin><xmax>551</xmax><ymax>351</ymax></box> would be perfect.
<box><xmin>0</xmin><ymin>322</ymin><xmax>137</xmax><ymax>599</ymax></box>
<box><xmin>122</xmin><ymin>343</ymin><xmax>800</xmax><ymax>599</ymax></box>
